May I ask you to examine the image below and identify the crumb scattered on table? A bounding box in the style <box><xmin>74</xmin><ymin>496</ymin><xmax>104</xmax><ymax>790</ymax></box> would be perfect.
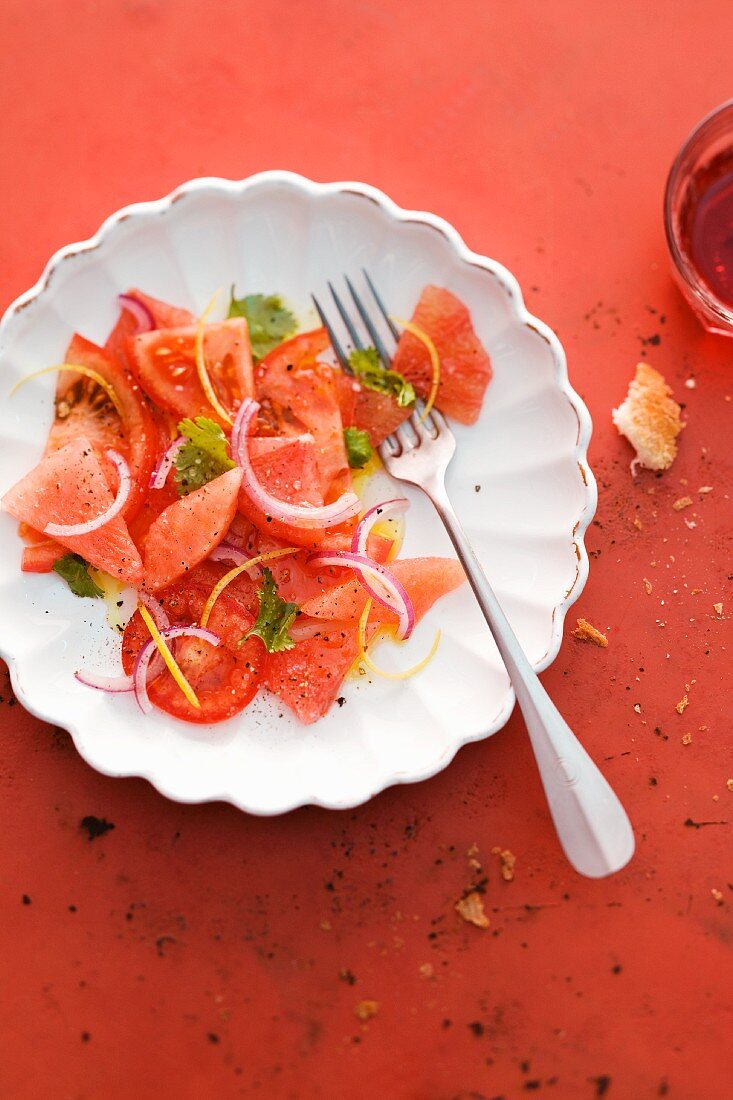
<box><xmin>612</xmin><ymin>363</ymin><xmax>683</xmax><ymax>472</ymax></box>
<box><xmin>713</xmin><ymin>602</ymin><xmax>723</xmax><ymax>616</ymax></box>
<box><xmin>711</xmin><ymin>889</ymin><xmax>724</xmax><ymax>906</ymax></box>
<box><xmin>676</xmin><ymin>695</ymin><xmax>689</xmax><ymax>714</ymax></box>
<box><xmin>455</xmin><ymin>891</ymin><xmax>490</xmax><ymax>929</ymax></box>
<box><xmin>643</xmin><ymin>578</ymin><xmax>653</xmax><ymax>594</ymax></box>
<box><xmin>572</xmin><ymin>617</ymin><xmax>608</xmax><ymax>647</ymax></box>
<box><xmin>491</xmin><ymin>847</ymin><xmax>516</xmax><ymax>882</ymax></box>
<box><xmin>673</xmin><ymin>496</ymin><xmax>693</xmax><ymax>511</ymax></box>
<box><xmin>354</xmin><ymin>999</ymin><xmax>379</xmax><ymax>1020</ymax></box>
<box><xmin>681</xmin><ymin>733</ymin><xmax>692</xmax><ymax>745</ymax></box>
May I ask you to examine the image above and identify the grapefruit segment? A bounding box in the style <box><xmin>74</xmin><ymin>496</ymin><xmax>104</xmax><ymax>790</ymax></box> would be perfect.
<box><xmin>391</xmin><ymin>286</ymin><xmax>491</xmax><ymax>424</ymax></box>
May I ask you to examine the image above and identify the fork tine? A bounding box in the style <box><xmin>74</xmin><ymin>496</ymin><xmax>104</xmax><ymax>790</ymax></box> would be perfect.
<box><xmin>362</xmin><ymin>269</ymin><xmax>400</xmax><ymax>341</ymax></box>
<box><xmin>311</xmin><ymin>294</ymin><xmax>351</xmax><ymax>373</ymax></box>
<box><xmin>345</xmin><ymin>275</ymin><xmax>393</xmax><ymax>366</ymax></box>
<box><xmin>329</xmin><ymin>282</ymin><xmax>363</xmax><ymax>350</ymax></box>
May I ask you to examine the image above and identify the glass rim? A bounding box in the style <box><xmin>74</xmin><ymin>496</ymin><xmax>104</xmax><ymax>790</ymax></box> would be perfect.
<box><xmin>664</xmin><ymin>97</ymin><xmax>733</xmax><ymax>329</ymax></box>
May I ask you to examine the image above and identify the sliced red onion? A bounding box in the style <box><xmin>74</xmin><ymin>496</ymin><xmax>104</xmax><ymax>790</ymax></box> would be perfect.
<box><xmin>74</xmin><ymin>669</ymin><xmax>134</xmax><ymax>693</ymax></box>
<box><xmin>149</xmin><ymin>436</ymin><xmax>185</xmax><ymax>489</ymax></box>
<box><xmin>209</xmin><ymin>541</ymin><xmax>248</xmax><ymax>566</ymax></box>
<box><xmin>118</xmin><ymin>293</ymin><xmax>154</xmax><ymax>333</ymax></box>
<box><xmin>307</xmin><ymin>550</ymin><xmax>415</xmax><ymax>639</ymax></box>
<box><xmin>232</xmin><ymin>399</ymin><xmax>361</xmax><ymax>529</ymax></box>
<box><xmin>44</xmin><ymin>450</ymin><xmax>131</xmax><ymax>538</ymax></box>
<box><xmin>133</xmin><ymin>624</ymin><xmax>221</xmax><ymax>714</ymax></box>
<box><xmin>352</xmin><ymin>497</ymin><xmax>409</xmax><ymax>556</ymax></box>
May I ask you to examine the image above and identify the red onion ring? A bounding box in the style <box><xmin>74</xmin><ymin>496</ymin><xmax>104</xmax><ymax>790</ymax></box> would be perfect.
<box><xmin>307</xmin><ymin>550</ymin><xmax>415</xmax><ymax>639</ymax></box>
<box><xmin>208</xmin><ymin>541</ymin><xmax>248</xmax><ymax>566</ymax></box>
<box><xmin>232</xmin><ymin>399</ymin><xmax>361</xmax><ymax>529</ymax></box>
<box><xmin>118</xmin><ymin>293</ymin><xmax>154</xmax><ymax>333</ymax></box>
<box><xmin>133</xmin><ymin>625</ymin><xmax>221</xmax><ymax>714</ymax></box>
<box><xmin>352</xmin><ymin>497</ymin><xmax>409</xmax><ymax>556</ymax></box>
<box><xmin>44</xmin><ymin>450</ymin><xmax>131</xmax><ymax>538</ymax></box>
<box><xmin>74</xmin><ymin>670</ymin><xmax>134</xmax><ymax>693</ymax></box>
<box><xmin>138</xmin><ymin>589</ymin><xmax>170</xmax><ymax>632</ymax></box>
<box><xmin>149</xmin><ymin>436</ymin><xmax>185</xmax><ymax>489</ymax></box>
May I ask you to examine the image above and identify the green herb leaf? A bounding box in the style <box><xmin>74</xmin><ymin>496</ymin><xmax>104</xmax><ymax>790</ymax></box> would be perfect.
<box><xmin>174</xmin><ymin>416</ymin><xmax>235</xmax><ymax>495</ymax></box>
<box><xmin>348</xmin><ymin>347</ymin><xmax>416</xmax><ymax>408</ymax></box>
<box><xmin>243</xmin><ymin>567</ymin><xmax>299</xmax><ymax>653</ymax></box>
<box><xmin>228</xmin><ymin>289</ymin><xmax>297</xmax><ymax>361</ymax></box>
<box><xmin>53</xmin><ymin>553</ymin><xmax>104</xmax><ymax>599</ymax></box>
<box><xmin>343</xmin><ymin>426</ymin><xmax>372</xmax><ymax>469</ymax></box>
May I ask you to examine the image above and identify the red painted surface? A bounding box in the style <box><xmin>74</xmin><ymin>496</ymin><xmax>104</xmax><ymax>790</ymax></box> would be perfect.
<box><xmin>0</xmin><ymin>2</ymin><xmax>731</xmax><ymax>1097</ymax></box>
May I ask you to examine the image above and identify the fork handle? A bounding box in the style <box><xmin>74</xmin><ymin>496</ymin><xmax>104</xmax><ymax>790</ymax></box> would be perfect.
<box><xmin>426</xmin><ymin>481</ymin><xmax>634</xmax><ymax>879</ymax></box>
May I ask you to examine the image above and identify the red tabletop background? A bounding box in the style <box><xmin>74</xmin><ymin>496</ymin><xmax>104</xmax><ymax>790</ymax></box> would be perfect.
<box><xmin>1</xmin><ymin>2</ymin><xmax>731</xmax><ymax>1097</ymax></box>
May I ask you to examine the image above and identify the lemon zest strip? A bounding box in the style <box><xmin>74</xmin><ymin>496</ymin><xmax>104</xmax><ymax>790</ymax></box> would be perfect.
<box><xmin>200</xmin><ymin>546</ymin><xmax>299</xmax><ymax>629</ymax></box>
<box><xmin>138</xmin><ymin>603</ymin><xmax>200</xmax><ymax>709</ymax></box>
<box><xmin>357</xmin><ymin>597</ymin><xmax>441</xmax><ymax>681</ymax></box>
<box><xmin>10</xmin><ymin>364</ymin><xmax>126</xmax><ymax>420</ymax></box>
<box><xmin>195</xmin><ymin>289</ymin><xmax>233</xmax><ymax>426</ymax></box>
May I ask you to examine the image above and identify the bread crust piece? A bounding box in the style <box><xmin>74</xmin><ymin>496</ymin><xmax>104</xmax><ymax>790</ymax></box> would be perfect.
<box><xmin>612</xmin><ymin>363</ymin><xmax>683</xmax><ymax>471</ymax></box>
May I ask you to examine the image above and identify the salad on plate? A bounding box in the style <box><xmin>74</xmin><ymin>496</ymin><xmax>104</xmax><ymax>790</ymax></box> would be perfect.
<box><xmin>2</xmin><ymin>283</ymin><xmax>492</xmax><ymax>726</ymax></box>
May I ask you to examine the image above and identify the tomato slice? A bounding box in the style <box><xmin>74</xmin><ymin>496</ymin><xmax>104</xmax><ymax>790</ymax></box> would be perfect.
<box><xmin>47</xmin><ymin>334</ymin><xmax>157</xmax><ymax>523</ymax></box>
<box><xmin>121</xmin><ymin>563</ymin><xmax>262</xmax><ymax>723</ymax></box>
<box><xmin>127</xmin><ymin>319</ymin><xmax>253</xmax><ymax>427</ymax></box>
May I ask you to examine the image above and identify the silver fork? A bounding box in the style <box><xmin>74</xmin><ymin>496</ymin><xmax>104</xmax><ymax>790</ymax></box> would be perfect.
<box><xmin>313</xmin><ymin>273</ymin><xmax>634</xmax><ymax>879</ymax></box>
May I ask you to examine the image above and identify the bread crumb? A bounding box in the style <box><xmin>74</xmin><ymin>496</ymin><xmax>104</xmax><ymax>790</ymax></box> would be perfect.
<box><xmin>711</xmin><ymin>889</ymin><xmax>724</xmax><ymax>906</ymax></box>
<box><xmin>455</xmin><ymin>892</ymin><xmax>489</xmax><ymax>929</ymax></box>
<box><xmin>685</xmin><ymin>377</ymin><xmax>696</xmax><ymax>389</ymax></box>
<box><xmin>613</xmin><ymin>363</ymin><xmax>683</xmax><ymax>471</ymax></box>
<box><xmin>673</xmin><ymin>496</ymin><xmax>694</xmax><ymax>511</ymax></box>
<box><xmin>681</xmin><ymin>733</ymin><xmax>692</xmax><ymax>745</ymax></box>
<box><xmin>572</xmin><ymin>618</ymin><xmax>608</xmax><ymax>647</ymax></box>
<box><xmin>691</xmin><ymin>587</ymin><xmax>703</xmax><ymax>595</ymax></box>
<box><xmin>698</xmin><ymin>485</ymin><xmax>713</xmax><ymax>493</ymax></box>
<box><xmin>491</xmin><ymin>847</ymin><xmax>517</xmax><ymax>882</ymax></box>
<box><xmin>713</xmin><ymin>602</ymin><xmax>723</xmax><ymax>616</ymax></box>
<box><xmin>726</xmin><ymin>779</ymin><xmax>733</xmax><ymax>792</ymax></box>
<box><xmin>319</xmin><ymin>919</ymin><xmax>332</xmax><ymax>931</ymax></box>
<box><xmin>354</xmin><ymin>999</ymin><xmax>379</xmax><ymax>1020</ymax></box>
<box><xmin>643</xmin><ymin>578</ymin><xmax>653</xmax><ymax>594</ymax></box>
<box><xmin>418</xmin><ymin>963</ymin><xmax>434</xmax><ymax>979</ymax></box>
<box><xmin>676</xmin><ymin>694</ymin><xmax>689</xmax><ymax>714</ymax></box>
<box><xmin>633</xmin><ymin>516</ymin><xmax>643</xmax><ymax>530</ymax></box>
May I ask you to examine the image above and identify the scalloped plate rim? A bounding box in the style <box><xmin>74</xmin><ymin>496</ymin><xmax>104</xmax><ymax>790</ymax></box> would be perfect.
<box><xmin>0</xmin><ymin>171</ymin><xmax>597</xmax><ymax>815</ymax></box>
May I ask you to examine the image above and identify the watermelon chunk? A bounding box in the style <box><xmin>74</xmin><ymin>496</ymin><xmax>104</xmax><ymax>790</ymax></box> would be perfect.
<box><xmin>391</xmin><ymin>286</ymin><xmax>492</xmax><ymax>424</ymax></box>
<box><xmin>2</xmin><ymin>436</ymin><xmax>143</xmax><ymax>583</ymax></box>
<box><xmin>264</xmin><ymin>623</ymin><xmax>360</xmax><ymax>725</ymax></box>
<box><xmin>300</xmin><ymin>557</ymin><xmax>466</xmax><ymax>624</ymax></box>
<box><xmin>105</xmin><ymin>289</ymin><xmax>195</xmax><ymax>367</ymax></box>
<box><xmin>143</xmin><ymin>467</ymin><xmax>243</xmax><ymax>590</ymax></box>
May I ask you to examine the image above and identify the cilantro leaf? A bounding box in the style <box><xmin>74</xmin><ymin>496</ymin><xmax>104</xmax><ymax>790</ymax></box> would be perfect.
<box><xmin>174</xmin><ymin>416</ymin><xmax>235</xmax><ymax>495</ymax></box>
<box><xmin>343</xmin><ymin>426</ymin><xmax>372</xmax><ymax>469</ymax></box>
<box><xmin>228</xmin><ymin>289</ymin><xmax>297</xmax><ymax>361</ymax></box>
<box><xmin>53</xmin><ymin>553</ymin><xmax>104</xmax><ymax>599</ymax></box>
<box><xmin>243</xmin><ymin>568</ymin><xmax>299</xmax><ymax>653</ymax></box>
<box><xmin>348</xmin><ymin>347</ymin><xmax>416</xmax><ymax>408</ymax></box>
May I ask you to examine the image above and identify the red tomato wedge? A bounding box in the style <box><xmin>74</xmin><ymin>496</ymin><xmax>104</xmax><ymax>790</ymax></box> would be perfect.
<box><xmin>299</xmin><ymin>557</ymin><xmax>465</xmax><ymax>624</ymax></box>
<box><xmin>143</xmin><ymin>467</ymin><xmax>243</xmax><ymax>590</ymax></box>
<box><xmin>127</xmin><ymin>319</ymin><xmax>254</xmax><ymax>427</ymax></box>
<box><xmin>254</xmin><ymin>328</ymin><xmax>351</xmax><ymax>500</ymax></box>
<box><xmin>2</xmin><ymin>436</ymin><xmax>143</xmax><ymax>583</ymax></box>
<box><xmin>264</xmin><ymin>623</ymin><xmax>361</xmax><ymax>725</ymax></box>
<box><xmin>122</xmin><ymin>564</ymin><xmax>262</xmax><ymax>723</ymax></box>
<box><xmin>105</xmin><ymin>289</ymin><xmax>196</xmax><ymax>366</ymax></box>
<box><xmin>391</xmin><ymin>285</ymin><xmax>492</xmax><ymax>424</ymax></box>
<box><xmin>47</xmin><ymin>334</ymin><xmax>157</xmax><ymax>523</ymax></box>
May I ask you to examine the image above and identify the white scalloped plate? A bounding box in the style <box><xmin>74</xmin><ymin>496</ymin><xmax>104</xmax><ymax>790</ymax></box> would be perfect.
<box><xmin>0</xmin><ymin>173</ymin><xmax>596</xmax><ymax>814</ymax></box>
